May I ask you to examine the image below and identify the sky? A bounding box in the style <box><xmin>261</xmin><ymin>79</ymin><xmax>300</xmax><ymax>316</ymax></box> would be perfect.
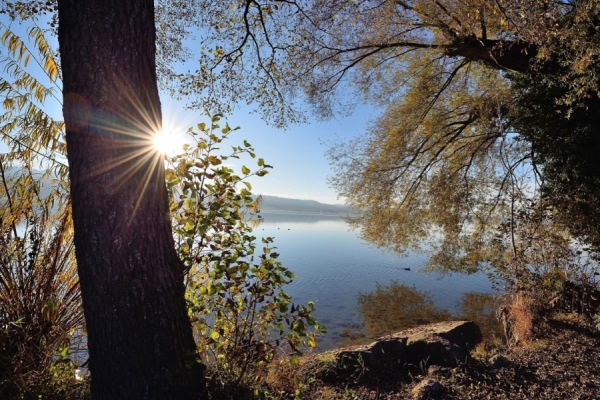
<box><xmin>0</xmin><ymin>14</ymin><xmax>376</xmax><ymax>205</ymax></box>
<box><xmin>160</xmin><ymin>96</ymin><xmax>374</xmax><ymax>205</ymax></box>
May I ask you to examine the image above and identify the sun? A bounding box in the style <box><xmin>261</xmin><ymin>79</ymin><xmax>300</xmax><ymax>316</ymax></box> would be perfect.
<box><xmin>152</xmin><ymin>130</ymin><xmax>184</xmax><ymax>156</ymax></box>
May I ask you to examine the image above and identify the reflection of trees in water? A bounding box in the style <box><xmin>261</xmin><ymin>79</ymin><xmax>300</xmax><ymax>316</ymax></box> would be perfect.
<box><xmin>341</xmin><ymin>281</ymin><xmax>502</xmax><ymax>346</ymax></box>
<box><xmin>455</xmin><ymin>292</ymin><xmax>504</xmax><ymax>340</ymax></box>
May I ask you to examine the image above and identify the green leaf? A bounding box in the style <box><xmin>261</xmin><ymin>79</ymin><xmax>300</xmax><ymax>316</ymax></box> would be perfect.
<box><xmin>183</xmin><ymin>199</ymin><xmax>195</xmax><ymax>211</ymax></box>
<box><xmin>181</xmin><ymin>242</ymin><xmax>190</xmax><ymax>254</ymax></box>
<box><xmin>244</xmin><ymin>181</ymin><xmax>252</xmax><ymax>190</ymax></box>
<box><xmin>241</xmin><ymin>165</ymin><xmax>251</xmax><ymax>174</ymax></box>
<box><xmin>209</xmin><ymin>330</ymin><xmax>220</xmax><ymax>341</ymax></box>
<box><xmin>207</xmin><ymin>284</ymin><xmax>218</xmax><ymax>296</ymax></box>
<box><xmin>165</xmin><ymin>168</ymin><xmax>178</xmax><ymax>183</ymax></box>
<box><xmin>184</xmin><ymin>220</ymin><xmax>195</xmax><ymax>231</ymax></box>
<box><xmin>208</xmin><ymin>156</ymin><xmax>222</xmax><ymax>165</ymax></box>
<box><xmin>292</xmin><ymin>320</ymin><xmax>305</xmax><ymax>333</ymax></box>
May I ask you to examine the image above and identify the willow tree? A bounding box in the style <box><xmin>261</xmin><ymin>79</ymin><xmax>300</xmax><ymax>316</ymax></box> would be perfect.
<box><xmin>175</xmin><ymin>0</ymin><xmax>600</xmax><ymax>272</ymax></box>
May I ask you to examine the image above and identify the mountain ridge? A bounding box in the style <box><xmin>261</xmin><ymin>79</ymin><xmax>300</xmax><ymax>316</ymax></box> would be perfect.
<box><xmin>255</xmin><ymin>195</ymin><xmax>352</xmax><ymax>215</ymax></box>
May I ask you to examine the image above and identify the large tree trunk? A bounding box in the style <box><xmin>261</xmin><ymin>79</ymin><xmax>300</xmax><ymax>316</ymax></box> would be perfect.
<box><xmin>446</xmin><ymin>38</ymin><xmax>537</xmax><ymax>73</ymax></box>
<box><xmin>57</xmin><ymin>1</ymin><xmax>203</xmax><ymax>398</ymax></box>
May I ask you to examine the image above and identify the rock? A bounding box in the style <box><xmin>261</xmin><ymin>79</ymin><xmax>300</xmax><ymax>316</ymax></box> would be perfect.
<box><xmin>406</xmin><ymin>333</ymin><xmax>467</xmax><ymax>367</ymax></box>
<box><xmin>489</xmin><ymin>354</ymin><xmax>511</xmax><ymax>368</ymax></box>
<box><xmin>331</xmin><ymin>321</ymin><xmax>482</xmax><ymax>380</ymax></box>
<box><xmin>401</xmin><ymin>321</ymin><xmax>482</xmax><ymax>367</ymax></box>
<box><xmin>412</xmin><ymin>378</ymin><xmax>443</xmax><ymax>399</ymax></box>
<box><xmin>336</xmin><ymin>338</ymin><xmax>406</xmax><ymax>370</ymax></box>
<box><xmin>427</xmin><ymin>365</ymin><xmax>450</xmax><ymax>377</ymax></box>
<box><xmin>400</xmin><ymin>320</ymin><xmax>482</xmax><ymax>348</ymax></box>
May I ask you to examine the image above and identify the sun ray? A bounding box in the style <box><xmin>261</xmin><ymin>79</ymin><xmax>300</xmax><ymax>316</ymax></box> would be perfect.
<box><xmin>131</xmin><ymin>152</ymin><xmax>164</xmax><ymax>225</ymax></box>
<box><xmin>103</xmin><ymin>149</ymin><xmax>158</xmax><ymax>192</ymax></box>
<box><xmin>68</xmin><ymin>70</ymin><xmax>194</xmax><ymax>227</ymax></box>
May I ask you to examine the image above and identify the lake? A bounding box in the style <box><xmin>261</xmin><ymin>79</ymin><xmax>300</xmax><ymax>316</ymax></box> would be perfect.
<box><xmin>258</xmin><ymin>212</ymin><xmax>496</xmax><ymax>351</ymax></box>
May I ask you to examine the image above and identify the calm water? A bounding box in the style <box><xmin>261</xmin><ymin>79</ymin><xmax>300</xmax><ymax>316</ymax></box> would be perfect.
<box><xmin>258</xmin><ymin>212</ymin><xmax>495</xmax><ymax>350</ymax></box>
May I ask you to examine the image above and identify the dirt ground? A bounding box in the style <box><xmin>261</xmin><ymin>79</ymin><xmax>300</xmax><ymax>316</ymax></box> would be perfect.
<box><xmin>298</xmin><ymin>316</ymin><xmax>600</xmax><ymax>399</ymax></box>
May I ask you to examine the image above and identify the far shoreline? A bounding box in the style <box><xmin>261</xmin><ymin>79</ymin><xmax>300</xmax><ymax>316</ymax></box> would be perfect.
<box><xmin>258</xmin><ymin>209</ymin><xmax>351</xmax><ymax>217</ymax></box>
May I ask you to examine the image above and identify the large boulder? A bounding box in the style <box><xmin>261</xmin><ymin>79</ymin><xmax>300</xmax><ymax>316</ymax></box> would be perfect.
<box><xmin>403</xmin><ymin>320</ymin><xmax>482</xmax><ymax>366</ymax></box>
<box><xmin>333</xmin><ymin>321</ymin><xmax>481</xmax><ymax>374</ymax></box>
<box><xmin>337</xmin><ymin>338</ymin><xmax>406</xmax><ymax>365</ymax></box>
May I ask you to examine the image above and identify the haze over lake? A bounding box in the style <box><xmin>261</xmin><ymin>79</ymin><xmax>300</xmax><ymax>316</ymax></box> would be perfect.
<box><xmin>257</xmin><ymin>210</ymin><xmax>495</xmax><ymax>351</ymax></box>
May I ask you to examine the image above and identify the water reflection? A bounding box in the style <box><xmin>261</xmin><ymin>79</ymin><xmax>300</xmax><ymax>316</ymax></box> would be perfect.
<box><xmin>257</xmin><ymin>213</ymin><xmax>496</xmax><ymax>350</ymax></box>
<box><xmin>341</xmin><ymin>281</ymin><xmax>503</xmax><ymax>346</ymax></box>
<box><xmin>456</xmin><ymin>292</ymin><xmax>504</xmax><ymax>339</ymax></box>
<box><xmin>258</xmin><ymin>212</ymin><xmax>347</xmax><ymax>225</ymax></box>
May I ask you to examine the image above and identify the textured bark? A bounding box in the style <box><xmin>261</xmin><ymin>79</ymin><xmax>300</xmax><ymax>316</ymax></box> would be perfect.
<box><xmin>446</xmin><ymin>38</ymin><xmax>537</xmax><ymax>73</ymax></box>
<box><xmin>57</xmin><ymin>1</ymin><xmax>203</xmax><ymax>398</ymax></box>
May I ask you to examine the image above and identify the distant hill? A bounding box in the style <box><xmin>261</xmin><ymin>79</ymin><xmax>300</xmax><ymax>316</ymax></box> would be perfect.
<box><xmin>2</xmin><ymin>168</ymin><xmax>352</xmax><ymax>216</ymax></box>
<box><xmin>256</xmin><ymin>195</ymin><xmax>353</xmax><ymax>216</ymax></box>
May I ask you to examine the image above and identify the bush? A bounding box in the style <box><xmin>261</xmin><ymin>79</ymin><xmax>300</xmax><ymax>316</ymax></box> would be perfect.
<box><xmin>0</xmin><ymin>162</ymin><xmax>86</xmax><ymax>399</ymax></box>
<box><xmin>489</xmin><ymin>202</ymin><xmax>600</xmax><ymax>344</ymax></box>
<box><xmin>166</xmin><ymin>116</ymin><xmax>324</xmax><ymax>398</ymax></box>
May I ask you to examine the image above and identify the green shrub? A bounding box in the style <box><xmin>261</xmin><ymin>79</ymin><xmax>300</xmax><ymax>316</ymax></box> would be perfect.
<box><xmin>166</xmin><ymin>116</ymin><xmax>324</xmax><ymax>398</ymax></box>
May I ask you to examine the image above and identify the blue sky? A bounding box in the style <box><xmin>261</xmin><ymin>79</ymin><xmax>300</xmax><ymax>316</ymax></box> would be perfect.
<box><xmin>160</xmin><ymin>20</ymin><xmax>376</xmax><ymax>205</ymax></box>
<box><xmin>160</xmin><ymin>95</ymin><xmax>374</xmax><ymax>204</ymax></box>
<box><xmin>0</xmin><ymin>15</ymin><xmax>375</xmax><ymax>205</ymax></box>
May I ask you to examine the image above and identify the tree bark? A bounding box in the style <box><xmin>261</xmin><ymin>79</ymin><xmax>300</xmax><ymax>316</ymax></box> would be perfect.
<box><xmin>56</xmin><ymin>1</ymin><xmax>203</xmax><ymax>398</ymax></box>
<box><xmin>446</xmin><ymin>38</ymin><xmax>537</xmax><ymax>73</ymax></box>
